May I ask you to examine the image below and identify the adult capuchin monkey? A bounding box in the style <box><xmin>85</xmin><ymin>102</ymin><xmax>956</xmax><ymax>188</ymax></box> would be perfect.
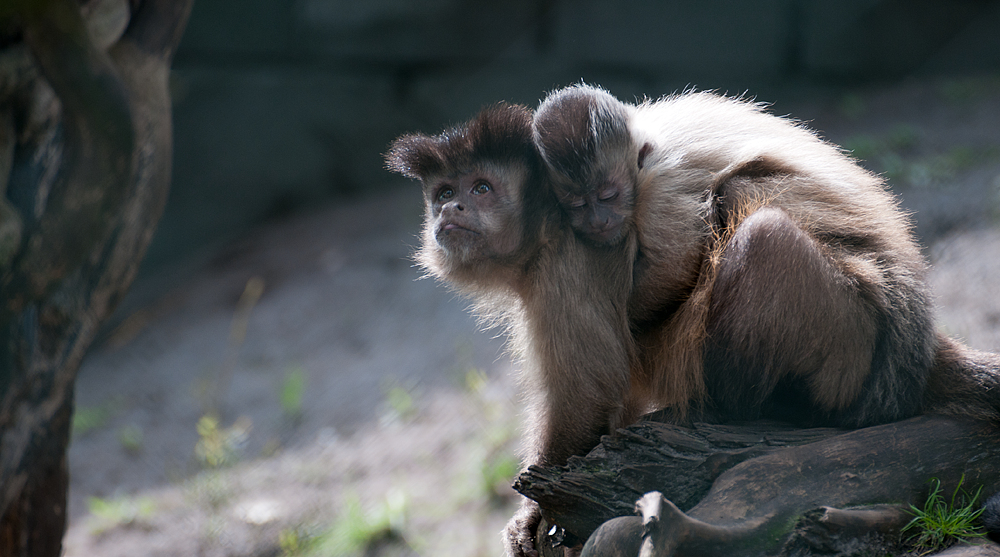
<box><xmin>385</xmin><ymin>103</ymin><xmax>642</xmax><ymax>557</ymax></box>
<box><xmin>531</xmin><ymin>83</ymin><xmax>1000</xmax><ymax>428</ymax></box>
<box><xmin>387</xmin><ymin>95</ymin><xmax>1000</xmax><ymax>556</ymax></box>
<box><xmin>532</xmin><ymin>82</ymin><xmax>1000</xmax><ymax>547</ymax></box>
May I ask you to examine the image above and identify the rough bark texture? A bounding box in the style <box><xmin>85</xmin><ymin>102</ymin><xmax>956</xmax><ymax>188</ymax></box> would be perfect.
<box><xmin>0</xmin><ymin>0</ymin><xmax>191</xmax><ymax>554</ymax></box>
<box><xmin>518</xmin><ymin>415</ymin><xmax>1000</xmax><ymax>556</ymax></box>
<box><xmin>516</xmin><ymin>419</ymin><xmax>846</xmax><ymax>540</ymax></box>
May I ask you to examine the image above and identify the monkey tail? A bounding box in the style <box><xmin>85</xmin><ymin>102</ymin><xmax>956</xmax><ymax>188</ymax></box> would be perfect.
<box><xmin>923</xmin><ymin>333</ymin><xmax>1000</xmax><ymax>538</ymax></box>
<box><xmin>923</xmin><ymin>333</ymin><xmax>1000</xmax><ymax>422</ymax></box>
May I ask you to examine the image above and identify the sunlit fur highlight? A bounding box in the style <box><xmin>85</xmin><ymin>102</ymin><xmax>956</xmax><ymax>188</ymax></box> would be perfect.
<box><xmin>629</xmin><ymin>89</ymin><xmax>938</xmax><ymax>426</ymax></box>
<box><xmin>535</xmin><ymin>83</ymin><xmax>1000</xmax><ymax>428</ymax></box>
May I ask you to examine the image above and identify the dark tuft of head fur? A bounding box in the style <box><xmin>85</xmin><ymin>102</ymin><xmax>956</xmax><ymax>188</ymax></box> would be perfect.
<box><xmin>533</xmin><ymin>84</ymin><xmax>631</xmax><ymax>184</ymax></box>
<box><xmin>385</xmin><ymin>103</ymin><xmax>537</xmax><ymax>181</ymax></box>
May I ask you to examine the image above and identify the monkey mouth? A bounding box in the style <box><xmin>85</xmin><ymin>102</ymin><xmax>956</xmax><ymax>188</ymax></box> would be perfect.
<box><xmin>439</xmin><ymin>222</ymin><xmax>478</xmax><ymax>235</ymax></box>
<box><xmin>585</xmin><ymin>226</ymin><xmax>621</xmax><ymax>245</ymax></box>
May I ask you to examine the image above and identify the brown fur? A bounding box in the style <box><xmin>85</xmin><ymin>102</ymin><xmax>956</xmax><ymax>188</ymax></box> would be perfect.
<box><xmin>532</xmin><ymin>84</ymin><xmax>976</xmax><ymax>429</ymax></box>
<box><xmin>386</xmin><ymin>103</ymin><xmax>639</xmax><ymax>557</ymax></box>
<box><xmin>533</xmin><ymin>86</ymin><xmax>639</xmax><ymax>246</ymax></box>
<box><xmin>387</xmin><ymin>90</ymin><xmax>1000</xmax><ymax>555</ymax></box>
<box><xmin>924</xmin><ymin>333</ymin><xmax>1000</xmax><ymax>422</ymax></box>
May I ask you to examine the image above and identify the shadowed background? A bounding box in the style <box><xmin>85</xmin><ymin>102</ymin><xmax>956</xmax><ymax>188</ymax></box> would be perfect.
<box><xmin>149</xmin><ymin>0</ymin><xmax>1000</xmax><ymax>269</ymax></box>
<box><xmin>63</xmin><ymin>1</ymin><xmax>1000</xmax><ymax>555</ymax></box>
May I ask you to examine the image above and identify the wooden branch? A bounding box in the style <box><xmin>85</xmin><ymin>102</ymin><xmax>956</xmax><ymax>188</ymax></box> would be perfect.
<box><xmin>520</xmin><ymin>415</ymin><xmax>1000</xmax><ymax>556</ymax></box>
<box><xmin>516</xmin><ymin>419</ymin><xmax>845</xmax><ymax>539</ymax></box>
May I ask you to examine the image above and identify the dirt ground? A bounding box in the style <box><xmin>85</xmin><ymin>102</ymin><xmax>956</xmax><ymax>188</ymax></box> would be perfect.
<box><xmin>62</xmin><ymin>77</ymin><xmax>1000</xmax><ymax>556</ymax></box>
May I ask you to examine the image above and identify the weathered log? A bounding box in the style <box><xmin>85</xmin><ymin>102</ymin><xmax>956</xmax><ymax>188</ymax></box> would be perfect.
<box><xmin>516</xmin><ymin>419</ymin><xmax>846</xmax><ymax>540</ymax></box>
<box><xmin>519</xmin><ymin>415</ymin><xmax>1000</xmax><ymax>556</ymax></box>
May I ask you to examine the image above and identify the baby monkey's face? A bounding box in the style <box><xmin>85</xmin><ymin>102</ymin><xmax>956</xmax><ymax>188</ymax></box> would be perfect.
<box><xmin>532</xmin><ymin>84</ymin><xmax>642</xmax><ymax>247</ymax></box>
<box><xmin>554</xmin><ymin>167</ymin><xmax>634</xmax><ymax>246</ymax></box>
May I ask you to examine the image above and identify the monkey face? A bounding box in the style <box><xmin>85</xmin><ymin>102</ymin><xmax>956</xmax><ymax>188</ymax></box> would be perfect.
<box><xmin>422</xmin><ymin>162</ymin><xmax>527</xmax><ymax>264</ymax></box>
<box><xmin>533</xmin><ymin>84</ymin><xmax>639</xmax><ymax>247</ymax></box>
<box><xmin>556</xmin><ymin>170</ymin><xmax>635</xmax><ymax>246</ymax></box>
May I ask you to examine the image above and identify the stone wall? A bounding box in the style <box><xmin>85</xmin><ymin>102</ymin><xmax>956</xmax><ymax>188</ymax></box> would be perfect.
<box><xmin>149</xmin><ymin>0</ymin><xmax>1000</xmax><ymax>267</ymax></box>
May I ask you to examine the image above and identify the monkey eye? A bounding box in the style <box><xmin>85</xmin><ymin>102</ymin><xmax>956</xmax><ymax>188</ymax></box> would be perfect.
<box><xmin>436</xmin><ymin>186</ymin><xmax>455</xmax><ymax>202</ymax></box>
<box><xmin>598</xmin><ymin>190</ymin><xmax>620</xmax><ymax>202</ymax></box>
<box><xmin>471</xmin><ymin>181</ymin><xmax>492</xmax><ymax>195</ymax></box>
<box><xmin>567</xmin><ymin>197</ymin><xmax>586</xmax><ymax>209</ymax></box>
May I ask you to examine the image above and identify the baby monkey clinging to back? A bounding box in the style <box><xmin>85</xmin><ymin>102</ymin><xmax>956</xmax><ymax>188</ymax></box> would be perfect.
<box><xmin>533</xmin><ymin>83</ymin><xmax>945</xmax><ymax>428</ymax></box>
<box><xmin>532</xmin><ymin>85</ymin><xmax>648</xmax><ymax>246</ymax></box>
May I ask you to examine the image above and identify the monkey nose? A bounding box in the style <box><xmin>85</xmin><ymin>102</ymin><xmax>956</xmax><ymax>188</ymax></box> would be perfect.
<box><xmin>591</xmin><ymin>216</ymin><xmax>611</xmax><ymax>231</ymax></box>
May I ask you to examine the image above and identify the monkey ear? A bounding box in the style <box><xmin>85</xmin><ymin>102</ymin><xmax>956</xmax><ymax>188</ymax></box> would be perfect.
<box><xmin>638</xmin><ymin>142</ymin><xmax>654</xmax><ymax>169</ymax></box>
<box><xmin>385</xmin><ymin>134</ymin><xmax>444</xmax><ymax>180</ymax></box>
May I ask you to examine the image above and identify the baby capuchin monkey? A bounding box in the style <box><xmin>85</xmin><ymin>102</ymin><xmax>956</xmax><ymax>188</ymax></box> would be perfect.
<box><xmin>533</xmin><ymin>83</ymin><xmax>949</xmax><ymax>428</ymax></box>
<box><xmin>386</xmin><ymin>103</ymin><xmax>640</xmax><ymax>557</ymax></box>
<box><xmin>531</xmin><ymin>87</ymin><xmax>644</xmax><ymax>246</ymax></box>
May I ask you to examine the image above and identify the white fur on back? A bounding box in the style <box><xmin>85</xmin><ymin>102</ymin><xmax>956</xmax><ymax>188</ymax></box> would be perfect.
<box><xmin>631</xmin><ymin>92</ymin><xmax>869</xmax><ymax>196</ymax></box>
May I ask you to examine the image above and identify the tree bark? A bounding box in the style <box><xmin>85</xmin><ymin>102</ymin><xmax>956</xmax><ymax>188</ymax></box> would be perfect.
<box><xmin>0</xmin><ymin>0</ymin><xmax>191</xmax><ymax>554</ymax></box>
<box><xmin>516</xmin><ymin>419</ymin><xmax>846</xmax><ymax>540</ymax></box>
<box><xmin>517</xmin><ymin>415</ymin><xmax>1000</xmax><ymax>556</ymax></box>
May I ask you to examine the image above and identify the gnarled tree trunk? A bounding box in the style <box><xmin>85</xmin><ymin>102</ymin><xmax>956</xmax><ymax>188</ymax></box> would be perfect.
<box><xmin>0</xmin><ymin>0</ymin><xmax>191</xmax><ymax>554</ymax></box>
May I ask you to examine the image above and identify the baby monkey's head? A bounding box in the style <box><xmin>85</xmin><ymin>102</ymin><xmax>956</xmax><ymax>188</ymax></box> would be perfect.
<box><xmin>533</xmin><ymin>84</ymin><xmax>650</xmax><ymax>246</ymax></box>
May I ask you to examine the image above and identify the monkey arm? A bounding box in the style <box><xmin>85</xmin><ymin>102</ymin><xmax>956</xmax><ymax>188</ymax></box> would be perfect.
<box><xmin>518</xmin><ymin>237</ymin><xmax>637</xmax><ymax>466</ymax></box>
<box><xmin>505</xmin><ymin>234</ymin><xmax>638</xmax><ymax>557</ymax></box>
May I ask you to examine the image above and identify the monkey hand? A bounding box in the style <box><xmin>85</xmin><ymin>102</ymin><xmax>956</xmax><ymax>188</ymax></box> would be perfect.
<box><xmin>505</xmin><ymin>498</ymin><xmax>542</xmax><ymax>557</ymax></box>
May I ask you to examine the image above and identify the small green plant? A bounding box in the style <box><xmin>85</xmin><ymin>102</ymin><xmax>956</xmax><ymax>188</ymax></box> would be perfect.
<box><xmin>843</xmin><ymin>134</ymin><xmax>882</xmax><ymax>162</ymax></box>
<box><xmin>194</xmin><ymin>414</ymin><xmax>252</xmax><ymax>468</ymax></box>
<box><xmin>117</xmin><ymin>424</ymin><xmax>144</xmax><ymax>454</ymax></box>
<box><xmin>480</xmin><ymin>452</ymin><xmax>520</xmax><ymax>504</ymax></box>
<box><xmin>86</xmin><ymin>494</ymin><xmax>156</xmax><ymax>534</ymax></box>
<box><xmin>386</xmin><ymin>386</ymin><xmax>414</xmax><ymax>416</ymax></box>
<box><xmin>278</xmin><ymin>527</ymin><xmax>315</xmax><ymax>556</ymax></box>
<box><xmin>186</xmin><ymin>471</ymin><xmax>232</xmax><ymax>511</ymax></box>
<box><xmin>297</xmin><ymin>491</ymin><xmax>409</xmax><ymax>556</ymax></box>
<box><xmin>903</xmin><ymin>475</ymin><xmax>985</xmax><ymax>553</ymax></box>
<box><xmin>72</xmin><ymin>397</ymin><xmax>125</xmax><ymax>437</ymax></box>
<box><xmin>843</xmin><ymin>124</ymin><xmax>999</xmax><ymax>190</ymax></box>
<box><xmin>280</xmin><ymin>366</ymin><xmax>307</xmax><ymax>420</ymax></box>
<box><xmin>885</xmin><ymin>124</ymin><xmax>920</xmax><ymax>152</ymax></box>
<box><xmin>464</xmin><ymin>368</ymin><xmax>489</xmax><ymax>394</ymax></box>
<box><xmin>380</xmin><ymin>382</ymin><xmax>418</xmax><ymax>425</ymax></box>
<box><xmin>936</xmin><ymin>76</ymin><xmax>1000</xmax><ymax>106</ymax></box>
